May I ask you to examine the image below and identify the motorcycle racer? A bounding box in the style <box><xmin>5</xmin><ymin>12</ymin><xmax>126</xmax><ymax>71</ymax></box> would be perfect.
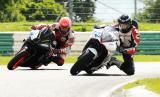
<box><xmin>31</xmin><ymin>17</ymin><xmax>75</xmax><ymax>66</ymax></box>
<box><xmin>107</xmin><ymin>14</ymin><xmax>140</xmax><ymax>75</ymax></box>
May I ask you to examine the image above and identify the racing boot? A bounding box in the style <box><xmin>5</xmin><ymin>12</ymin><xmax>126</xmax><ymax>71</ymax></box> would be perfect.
<box><xmin>106</xmin><ymin>57</ymin><xmax>135</xmax><ymax>75</ymax></box>
<box><xmin>120</xmin><ymin>62</ymin><xmax>135</xmax><ymax>75</ymax></box>
<box><xmin>43</xmin><ymin>56</ymin><xmax>52</xmax><ymax>66</ymax></box>
<box><xmin>106</xmin><ymin>57</ymin><xmax>123</xmax><ymax>69</ymax></box>
<box><xmin>43</xmin><ymin>56</ymin><xmax>64</xmax><ymax>66</ymax></box>
<box><xmin>51</xmin><ymin>56</ymin><xmax>64</xmax><ymax>66</ymax></box>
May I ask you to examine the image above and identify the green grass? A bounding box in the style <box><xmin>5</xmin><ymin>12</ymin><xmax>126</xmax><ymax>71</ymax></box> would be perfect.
<box><xmin>0</xmin><ymin>55</ymin><xmax>78</xmax><ymax>65</ymax></box>
<box><xmin>0</xmin><ymin>56</ymin><xmax>13</xmax><ymax>65</ymax></box>
<box><xmin>1</xmin><ymin>55</ymin><xmax>160</xmax><ymax>65</ymax></box>
<box><xmin>115</xmin><ymin>55</ymin><xmax>160</xmax><ymax>62</ymax></box>
<box><xmin>0</xmin><ymin>22</ymin><xmax>160</xmax><ymax>32</ymax></box>
<box><xmin>0</xmin><ymin>22</ymin><xmax>97</xmax><ymax>32</ymax></box>
<box><xmin>65</xmin><ymin>56</ymin><xmax>78</xmax><ymax>63</ymax></box>
<box><xmin>124</xmin><ymin>78</ymin><xmax>160</xmax><ymax>94</ymax></box>
<box><xmin>139</xmin><ymin>23</ymin><xmax>160</xmax><ymax>31</ymax></box>
<box><xmin>0</xmin><ymin>21</ymin><xmax>52</xmax><ymax>32</ymax></box>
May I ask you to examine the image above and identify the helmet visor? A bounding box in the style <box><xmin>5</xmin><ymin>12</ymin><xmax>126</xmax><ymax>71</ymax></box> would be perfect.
<box><xmin>119</xmin><ymin>23</ymin><xmax>129</xmax><ymax>30</ymax></box>
<box><xmin>60</xmin><ymin>25</ymin><xmax>69</xmax><ymax>31</ymax></box>
<box><xmin>60</xmin><ymin>26</ymin><xmax>70</xmax><ymax>35</ymax></box>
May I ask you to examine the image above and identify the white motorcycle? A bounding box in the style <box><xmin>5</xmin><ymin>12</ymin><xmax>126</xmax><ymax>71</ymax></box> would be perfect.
<box><xmin>70</xmin><ymin>26</ymin><xmax>120</xmax><ymax>75</ymax></box>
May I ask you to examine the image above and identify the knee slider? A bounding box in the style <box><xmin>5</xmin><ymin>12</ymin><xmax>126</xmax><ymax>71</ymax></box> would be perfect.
<box><xmin>121</xmin><ymin>65</ymin><xmax>135</xmax><ymax>75</ymax></box>
<box><xmin>56</xmin><ymin>58</ymin><xmax>64</xmax><ymax>66</ymax></box>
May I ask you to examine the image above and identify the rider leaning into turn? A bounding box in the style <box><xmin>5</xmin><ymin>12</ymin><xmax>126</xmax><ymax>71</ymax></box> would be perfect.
<box><xmin>31</xmin><ymin>17</ymin><xmax>75</xmax><ymax>66</ymax></box>
<box><xmin>107</xmin><ymin>14</ymin><xmax>140</xmax><ymax>75</ymax></box>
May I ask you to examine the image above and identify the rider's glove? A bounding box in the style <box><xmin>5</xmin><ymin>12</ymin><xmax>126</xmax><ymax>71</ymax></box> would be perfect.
<box><xmin>125</xmin><ymin>48</ymin><xmax>137</xmax><ymax>54</ymax></box>
<box><xmin>119</xmin><ymin>46</ymin><xmax>127</xmax><ymax>53</ymax></box>
<box><xmin>52</xmin><ymin>48</ymin><xmax>61</xmax><ymax>54</ymax></box>
<box><xmin>31</xmin><ymin>25</ymin><xmax>48</xmax><ymax>30</ymax></box>
<box><xmin>50</xmin><ymin>45</ymin><xmax>62</xmax><ymax>54</ymax></box>
<box><xmin>119</xmin><ymin>46</ymin><xmax>136</xmax><ymax>54</ymax></box>
<box><xmin>31</xmin><ymin>25</ymin><xmax>37</xmax><ymax>30</ymax></box>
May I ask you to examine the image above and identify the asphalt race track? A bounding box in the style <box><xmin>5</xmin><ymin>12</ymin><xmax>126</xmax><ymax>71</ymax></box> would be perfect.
<box><xmin>1</xmin><ymin>62</ymin><xmax>160</xmax><ymax>97</ymax></box>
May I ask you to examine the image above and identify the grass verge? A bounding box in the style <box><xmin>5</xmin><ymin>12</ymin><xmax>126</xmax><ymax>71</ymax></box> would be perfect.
<box><xmin>0</xmin><ymin>56</ymin><xmax>12</xmax><ymax>65</ymax></box>
<box><xmin>1</xmin><ymin>55</ymin><xmax>160</xmax><ymax>65</ymax></box>
<box><xmin>0</xmin><ymin>22</ymin><xmax>160</xmax><ymax>32</ymax></box>
<box><xmin>115</xmin><ymin>55</ymin><xmax>160</xmax><ymax>62</ymax></box>
<box><xmin>124</xmin><ymin>78</ymin><xmax>160</xmax><ymax>94</ymax></box>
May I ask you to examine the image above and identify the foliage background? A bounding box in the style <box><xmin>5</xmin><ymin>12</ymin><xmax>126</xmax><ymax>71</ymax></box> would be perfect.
<box><xmin>0</xmin><ymin>0</ymin><xmax>96</xmax><ymax>22</ymax></box>
<box><xmin>137</xmin><ymin>0</ymin><xmax>160</xmax><ymax>23</ymax></box>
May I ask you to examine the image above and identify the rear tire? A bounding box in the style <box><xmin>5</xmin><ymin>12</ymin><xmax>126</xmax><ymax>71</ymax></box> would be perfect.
<box><xmin>30</xmin><ymin>64</ymin><xmax>42</xmax><ymax>70</ymax></box>
<box><xmin>7</xmin><ymin>50</ymin><xmax>29</xmax><ymax>70</ymax></box>
<box><xmin>85</xmin><ymin>69</ymin><xmax>94</xmax><ymax>75</ymax></box>
<box><xmin>70</xmin><ymin>50</ymin><xmax>95</xmax><ymax>75</ymax></box>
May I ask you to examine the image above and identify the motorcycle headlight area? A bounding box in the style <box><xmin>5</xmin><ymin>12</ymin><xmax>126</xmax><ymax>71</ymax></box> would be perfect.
<box><xmin>29</xmin><ymin>30</ymin><xmax>40</xmax><ymax>40</ymax></box>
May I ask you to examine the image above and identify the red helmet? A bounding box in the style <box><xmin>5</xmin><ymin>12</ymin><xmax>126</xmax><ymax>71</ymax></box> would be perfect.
<box><xmin>59</xmin><ymin>17</ymin><xmax>72</xmax><ymax>36</ymax></box>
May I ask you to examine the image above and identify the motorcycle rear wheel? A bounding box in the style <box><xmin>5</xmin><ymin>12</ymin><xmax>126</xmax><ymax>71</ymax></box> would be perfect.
<box><xmin>85</xmin><ymin>69</ymin><xmax>94</xmax><ymax>75</ymax></box>
<box><xmin>30</xmin><ymin>64</ymin><xmax>42</xmax><ymax>70</ymax></box>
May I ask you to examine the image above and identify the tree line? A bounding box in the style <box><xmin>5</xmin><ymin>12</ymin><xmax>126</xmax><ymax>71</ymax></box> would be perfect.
<box><xmin>137</xmin><ymin>0</ymin><xmax>160</xmax><ymax>23</ymax></box>
<box><xmin>0</xmin><ymin>0</ymin><xmax>66</xmax><ymax>22</ymax></box>
<box><xmin>0</xmin><ymin>0</ymin><xmax>96</xmax><ymax>22</ymax></box>
<box><xmin>0</xmin><ymin>0</ymin><xmax>159</xmax><ymax>23</ymax></box>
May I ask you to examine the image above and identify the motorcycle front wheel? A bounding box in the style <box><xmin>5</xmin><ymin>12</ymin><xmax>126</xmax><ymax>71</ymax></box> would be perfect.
<box><xmin>7</xmin><ymin>50</ymin><xmax>29</xmax><ymax>70</ymax></box>
<box><xmin>70</xmin><ymin>50</ymin><xmax>95</xmax><ymax>75</ymax></box>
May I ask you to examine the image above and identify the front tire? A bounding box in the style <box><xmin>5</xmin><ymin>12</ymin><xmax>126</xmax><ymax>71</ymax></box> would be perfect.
<box><xmin>7</xmin><ymin>50</ymin><xmax>29</xmax><ymax>70</ymax></box>
<box><xmin>70</xmin><ymin>50</ymin><xmax>95</xmax><ymax>75</ymax></box>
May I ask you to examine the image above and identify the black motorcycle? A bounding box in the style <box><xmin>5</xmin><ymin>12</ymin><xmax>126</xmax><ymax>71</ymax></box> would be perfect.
<box><xmin>7</xmin><ymin>27</ymin><xmax>54</xmax><ymax>70</ymax></box>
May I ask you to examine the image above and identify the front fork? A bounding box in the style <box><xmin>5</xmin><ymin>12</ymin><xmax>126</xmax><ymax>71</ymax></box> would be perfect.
<box><xmin>87</xmin><ymin>48</ymin><xmax>98</xmax><ymax>59</ymax></box>
<box><xmin>82</xmin><ymin>48</ymin><xmax>98</xmax><ymax>70</ymax></box>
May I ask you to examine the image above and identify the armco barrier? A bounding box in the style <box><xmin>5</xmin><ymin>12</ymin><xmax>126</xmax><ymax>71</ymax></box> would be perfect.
<box><xmin>0</xmin><ymin>32</ymin><xmax>14</xmax><ymax>55</ymax></box>
<box><xmin>137</xmin><ymin>32</ymin><xmax>160</xmax><ymax>55</ymax></box>
<box><xmin>0</xmin><ymin>31</ymin><xmax>160</xmax><ymax>55</ymax></box>
<box><xmin>0</xmin><ymin>32</ymin><xmax>90</xmax><ymax>56</ymax></box>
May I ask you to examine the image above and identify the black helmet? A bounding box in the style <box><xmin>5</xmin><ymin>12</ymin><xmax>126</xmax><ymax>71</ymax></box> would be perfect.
<box><xmin>118</xmin><ymin>14</ymin><xmax>131</xmax><ymax>24</ymax></box>
<box><xmin>118</xmin><ymin>14</ymin><xmax>132</xmax><ymax>33</ymax></box>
